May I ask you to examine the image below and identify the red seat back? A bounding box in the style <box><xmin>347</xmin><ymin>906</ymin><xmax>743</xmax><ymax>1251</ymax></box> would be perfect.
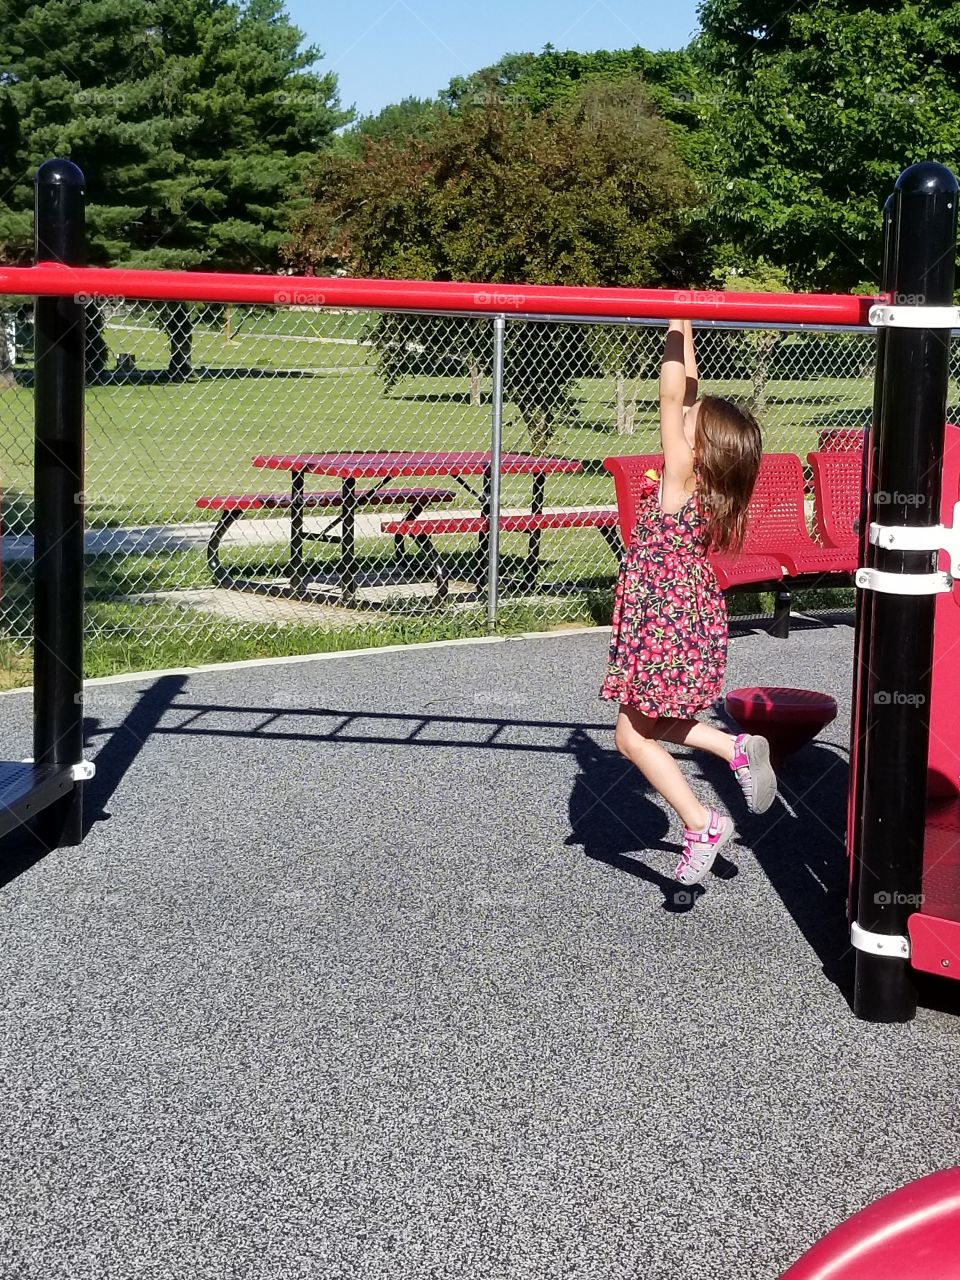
<box><xmin>604</xmin><ymin>452</ymin><xmax>809</xmax><ymax>551</ymax></box>
<box><xmin>807</xmin><ymin>450</ymin><xmax>863</xmax><ymax>548</ymax></box>
<box><xmin>740</xmin><ymin>453</ymin><xmax>809</xmax><ymax>553</ymax></box>
<box><xmin>602</xmin><ymin>454</ymin><xmax>662</xmax><ymax>545</ymax></box>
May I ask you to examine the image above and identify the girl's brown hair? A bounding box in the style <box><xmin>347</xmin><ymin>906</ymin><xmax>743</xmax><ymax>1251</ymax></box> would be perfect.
<box><xmin>694</xmin><ymin>394</ymin><xmax>763</xmax><ymax>553</ymax></box>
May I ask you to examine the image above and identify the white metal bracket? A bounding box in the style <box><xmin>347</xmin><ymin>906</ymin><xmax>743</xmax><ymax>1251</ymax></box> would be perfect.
<box><xmin>855</xmin><ymin>566</ymin><xmax>952</xmax><ymax>595</ymax></box>
<box><xmin>870</xmin><ymin>304</ymin><xmax>960</xmax><ymax>329</ymax></box>
<box><xmin>869</xmin><ymin>506</ymin><xmax>960</xmax><ymax>577</ymax></box>
<box><xmin>851</xmin><ymin>920</ymin><xmax>911</xmax><ymax>959</ymax></box>
<box><xmin>21</xmin><ymin>757</ymin><xmax>95</xmax><ymax>781</ymax></box>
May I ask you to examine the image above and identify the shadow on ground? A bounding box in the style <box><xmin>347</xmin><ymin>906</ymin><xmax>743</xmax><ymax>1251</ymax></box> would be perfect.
<box><xmin>564</xmin><ymin>721</ymin><xmax>854</xmax><ymax>1004</ymax></box>
<box><xmin>0</xmin><ymin>669</ymin><xmax>856</xmax><ymax>1007</ymax></box>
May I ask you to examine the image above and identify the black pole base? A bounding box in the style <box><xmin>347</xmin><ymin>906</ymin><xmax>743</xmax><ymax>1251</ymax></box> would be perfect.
<box><xmin>770</xmin><ymin>589</ymin><xmax>791</xmax><ymax>639</ymax></box>
<box><xmin>33</xmin><ymin>784</ymin><xmax>83</xmax><ymax>851</ymax></box>
<box><xmin>853</xmin><ymin>954</ymin><xmax>918</xmax><ymax>1022</ymax></box>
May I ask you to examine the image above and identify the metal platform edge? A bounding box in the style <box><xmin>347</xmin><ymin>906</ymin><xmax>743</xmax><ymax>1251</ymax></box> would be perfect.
<box><xmin>0</xmin><ymin>762</ymin><xmax>76</xmax><ymax>841</ymax></box>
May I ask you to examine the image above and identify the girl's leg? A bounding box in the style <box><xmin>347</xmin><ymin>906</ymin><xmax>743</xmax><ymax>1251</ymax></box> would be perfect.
<box><xmin>649</xmin><ymin>716</ymin><xmax>735</xmax><ymax>762</ymax></box>
<box><xmin>614</xmin><ymin>704</ymin><xmax>712</xmax><ymax>832</ymax></box>
<box><xmin>649</xmin><ymin>715</ymin><xmax>778</xmax><ymax>815</ymax></box>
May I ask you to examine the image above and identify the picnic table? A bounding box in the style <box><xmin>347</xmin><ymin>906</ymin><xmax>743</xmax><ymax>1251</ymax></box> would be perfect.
<box><xmin>198</xmin><ymin>449</ymin><xmax>592</xmax><ymax>603</ymax></box>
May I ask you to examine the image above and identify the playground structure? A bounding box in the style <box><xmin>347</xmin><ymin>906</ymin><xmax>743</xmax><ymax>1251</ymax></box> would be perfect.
<box><xmin>3</xmin><ymin>158</ymin><xmax>960</xmax><ymax>1275</ymax></box>
<box><xmin>2</xmin><ymin>157</ymin><xmax>960</xmax><ymax>1035</ymax></box>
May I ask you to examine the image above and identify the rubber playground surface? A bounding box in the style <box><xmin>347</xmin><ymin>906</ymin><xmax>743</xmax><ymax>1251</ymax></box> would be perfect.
<box><xmin>1</xmin><ymin>618</ymin><xmax>958</xmax><ymax>1279</ymax></box>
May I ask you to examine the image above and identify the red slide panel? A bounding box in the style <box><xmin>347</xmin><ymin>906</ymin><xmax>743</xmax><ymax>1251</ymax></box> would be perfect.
<box><xmin>0</xmin><ymin>262</ymin><xmax>877</xmax><ymax>325</ymax></box>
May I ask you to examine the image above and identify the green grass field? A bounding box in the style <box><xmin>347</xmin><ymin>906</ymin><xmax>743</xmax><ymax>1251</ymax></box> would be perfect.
<box><xmin>0</xmin><ymin>311</ymin><xmax>873</xmax><ymax>684</ymax></box>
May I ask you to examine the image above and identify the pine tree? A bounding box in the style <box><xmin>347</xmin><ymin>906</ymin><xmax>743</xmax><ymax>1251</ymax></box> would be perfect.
<box><xmin>0</xmin><ymin>0</ymin><xmax>348</xmax><ymax>268</ymax></box>
<box><xmin>0</xmin><ymin>0</ymin><xmax>349</xmax><ymax>376</ymax></box>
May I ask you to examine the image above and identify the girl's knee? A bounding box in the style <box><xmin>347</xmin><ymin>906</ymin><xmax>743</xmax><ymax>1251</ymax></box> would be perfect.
<box><xmin>615</xmin><ymin>712</ymin><xmax>655</xmax><ymax>757</ymax></box>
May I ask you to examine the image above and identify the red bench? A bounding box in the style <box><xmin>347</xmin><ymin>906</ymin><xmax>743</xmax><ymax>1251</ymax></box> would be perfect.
<box><xmin>603</xmin><ymin>452</ymin><xmax>856</xmax><ymax>637</ymax></box>
<box><xmin>379</xmin><ymin>507</ymin><xmax>624</xmax><ymax>595</ymax></box>
<box><xmin>745</xmin><ymin>452</ymin><xmax>857</xmax><ymax>576</ymax></box>
<box><xmin>197</xmin><ymin>486</ymin><xmax>457</xmax><ymax>514</ymax></box>
<box><xmin>381</xmin><ymin>509</ymin><xmax>620</xmax><ymax>537</ymax></box>
<box><xmin>602</xmin><ymin>452</ymin><xmax>786</xmax><ymax>584</ymax></box>
<box><xmin>196</xmin><ymin>486</ymin><xmax>458</xmax><ymax>588</ymax></box>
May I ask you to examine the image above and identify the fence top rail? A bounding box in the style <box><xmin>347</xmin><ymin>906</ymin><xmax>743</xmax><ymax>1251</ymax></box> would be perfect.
<box><xmin>0</xmin><ymin>262</ymin><xmax>878</xmax><ymax>327</ymax></box>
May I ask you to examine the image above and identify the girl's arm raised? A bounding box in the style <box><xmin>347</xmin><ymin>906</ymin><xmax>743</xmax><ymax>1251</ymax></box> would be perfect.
<box><xmin>683</xmin><ymin>319</ymin><xmax>698</xmax><ymax>407</ymax></box>
<box><xmin>660</xmin><ymin>320</ymin><xmax>694</xmax><ymax>489</ymax></box>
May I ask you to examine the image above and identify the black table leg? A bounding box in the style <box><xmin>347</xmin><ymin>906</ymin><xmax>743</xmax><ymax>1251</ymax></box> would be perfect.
<box><xmin>477</xmin><ymin>465</ymin><xmax>493</xmax><ymax>591</ymax></box>
<box><xmin>340</xmin><ymin>476</ymin><xmax>357</xmax><ymax>602</ymax></box>
<box><xmin>522</xmin><ymin>472</ymin><xmax>546</xmax><ymax>593</ymax></box>
<box><xmin>290</xmin><ymin>469</ymin><xmax>306</xmax><ymax>595</ymax></box>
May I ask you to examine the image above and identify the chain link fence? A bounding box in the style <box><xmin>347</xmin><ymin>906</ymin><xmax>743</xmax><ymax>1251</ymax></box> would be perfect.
<box><xmin>2</xmin><ymin>296</ymin><xmax>946</xmax><ymax>680</ymax></box>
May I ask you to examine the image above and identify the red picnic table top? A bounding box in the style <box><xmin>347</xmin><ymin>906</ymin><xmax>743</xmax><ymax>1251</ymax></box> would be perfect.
<box><xmin>251</xmin><ymin>450</ymin><xmax>584</xmax><ymax>479</ymax></box>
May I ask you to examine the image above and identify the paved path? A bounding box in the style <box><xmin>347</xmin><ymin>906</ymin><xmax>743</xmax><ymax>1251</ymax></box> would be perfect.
<box><xmin>0</xmin><ymin>622</ymin><xmax>957</xmax><ymax>1279</ymax></box>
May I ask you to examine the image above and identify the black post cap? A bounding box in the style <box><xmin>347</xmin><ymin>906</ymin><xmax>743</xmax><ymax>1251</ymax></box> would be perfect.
<box><xmin>35</xmin><ymin>158</ymin><xmax>85</xmax><ymax>188</ymax></box>
<box><xmin>895</xmin><ymin>161</ymin><xmax>959</xmax><ymax>197</ymax></box>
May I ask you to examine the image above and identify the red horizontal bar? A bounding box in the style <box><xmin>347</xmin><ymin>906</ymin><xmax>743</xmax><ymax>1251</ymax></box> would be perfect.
<box><xmin>0</xmin><ymin>261</ymin><xmax>878</xmax><ymax>325</ymax></box>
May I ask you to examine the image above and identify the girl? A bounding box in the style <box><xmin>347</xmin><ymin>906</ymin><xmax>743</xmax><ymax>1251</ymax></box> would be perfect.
<box><xmin>600</xmin><ymin>319</ymin><xmax>775</xmax><ymax>887</ymax></box>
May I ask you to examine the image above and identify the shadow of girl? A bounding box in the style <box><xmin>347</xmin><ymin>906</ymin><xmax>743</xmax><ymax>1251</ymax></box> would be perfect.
<box><xmin>563</xmin><ymin>727</ymin><xmax>722</xmax><ymax>913</ymax></box>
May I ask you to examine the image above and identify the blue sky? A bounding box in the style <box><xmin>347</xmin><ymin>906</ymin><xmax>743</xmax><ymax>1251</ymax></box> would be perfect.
<box><xmin>285</xmin><ymin>0</ymin><xmax>703</xmax><ymax>120</ymax></box>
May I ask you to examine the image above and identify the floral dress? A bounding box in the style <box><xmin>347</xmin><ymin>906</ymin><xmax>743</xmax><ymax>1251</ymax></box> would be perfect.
<box><xmin>600</xmin><ymin>465</ymin><xmax>728</xmax><ymax>718</ymax></box>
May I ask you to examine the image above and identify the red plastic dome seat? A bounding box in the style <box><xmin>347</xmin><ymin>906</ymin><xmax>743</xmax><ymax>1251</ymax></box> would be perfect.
<box><xmin>781</xmin><ymin>1168</ymin><xmax>960</xmax><ymax>1279</ymax></box>
<box><xmin>724</xmin><ymin>686</ymin><xmax>838</xmax><ymax>763</ymax></box>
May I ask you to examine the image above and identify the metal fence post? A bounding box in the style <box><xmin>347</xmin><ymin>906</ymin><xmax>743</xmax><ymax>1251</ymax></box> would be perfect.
<box><xmin>33</xmin><ymin>158</ymin><xmax>87</xmax><ymax>846</ymax></box>
<box><xmin>486</xmin><ymin>314</ymin><xmax>505</xmax><ymax>632</ymax></box>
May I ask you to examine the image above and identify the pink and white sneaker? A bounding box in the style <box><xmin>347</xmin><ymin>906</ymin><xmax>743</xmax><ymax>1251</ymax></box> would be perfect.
<box><xmin>730</xmin><ymin>734</ymin><xmax>777</xmax><ymax>814</ymax></box>
<box><xmin>675</xmin><ymin>809</ymin><xmax>734</xmax><ymax>885</ymax></box>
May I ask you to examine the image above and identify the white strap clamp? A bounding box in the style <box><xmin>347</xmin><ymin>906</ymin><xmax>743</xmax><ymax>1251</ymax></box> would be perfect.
<box><xmin>869</xmin><ymin>506</ymin><xmax>960</xmax><ymax>576</ymax></box>
<box><xmin>870</xmin><ymin>304</ymin><xmax>960</xmax><ymax>329</ymax></box>
<box><xmin>855</xmin><ymin>566</ymin><xmax>952</xmax><ymax>595</ymax></box>
<box><xmin>21</xmin><ymin>757</ymin><xmax>96</xmax><ymax>781</ymax></box>
<box><xmin>851</xmin><ymin>920</ymin><xmax>910</xmax><ymax>959</ymax></box>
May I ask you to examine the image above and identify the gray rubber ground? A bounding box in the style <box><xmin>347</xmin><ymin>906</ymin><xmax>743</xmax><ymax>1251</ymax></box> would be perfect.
<box><xmin>1</xmin><ymin>616</ymin><xmax>958</xmax><ymax>1279</ymax></box>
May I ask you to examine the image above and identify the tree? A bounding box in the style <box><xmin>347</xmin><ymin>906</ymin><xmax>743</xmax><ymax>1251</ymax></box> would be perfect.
<box><xmin>714</xmin><ymin>258</ymin><xmax>791</xmax><ymax>415</ymax></box>
<box><xmin>334</xmin><ymin>96</ymin><xmax>449</xmax><ymax>160</ymax></box>
<box><xmin>444</xmin><ymin>45</ymin><xmax>710</xmax><ymax>173</ymax></box>
<box><xmin>288</xmin><ymin>80</ymin><xmax>700</xmax><ymax>448</ymax></box>
<box><xmin>692</xmin><ymin>0</ymin><xmax>960</xmax><ymax>289</ymax></box>
<box><xmin>585</xmin><ymin>327</ymin><xmax>654</xmax><ymax>436</ymax></box>
<box><xmin>0</xmin><ymin>0</ymin><xmax>349</xmax><ymax>376</ymax></box>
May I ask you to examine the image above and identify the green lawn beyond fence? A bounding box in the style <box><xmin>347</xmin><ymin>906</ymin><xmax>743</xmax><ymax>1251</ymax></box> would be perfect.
<box><xmin>0</xmin><ymin>307</ymin><xmax>888</xmax><ymax>685</ymax></box>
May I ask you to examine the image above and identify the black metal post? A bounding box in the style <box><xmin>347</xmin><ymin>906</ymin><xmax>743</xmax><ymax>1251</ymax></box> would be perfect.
<box><xmin>33</xmin><ymin>159</ymin><xmax>87</xmax><ymax>847</ymax></box>
<box><xmin>853</xmin><ymin>162</ymin><xmax>958</xmax><ymax>1022</ymax></box>
<box><xmin>847</xmin><ymin>193</ymin><xmax>895</xmax><ymax>925</ymax></box>
<box><xmin>289</xmin><ymin>468</ymin><xmax>306</xmax><ymax>595</ymax></box>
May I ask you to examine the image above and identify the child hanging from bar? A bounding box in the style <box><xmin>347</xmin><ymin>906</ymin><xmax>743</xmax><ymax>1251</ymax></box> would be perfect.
<box><xmin>600</xmin><ymin>319</ymin><xmax>777</xmax><ymax>885</ymax></box>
